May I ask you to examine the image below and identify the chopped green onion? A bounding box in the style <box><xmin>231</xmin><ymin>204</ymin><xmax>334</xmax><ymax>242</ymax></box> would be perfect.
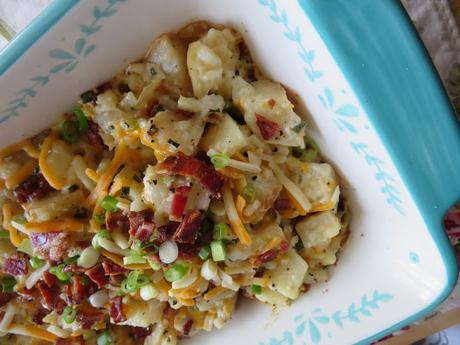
<box><xmin>124</xmin><ymin>270</ymin><xmax>151</xmax><ymax>292</ymax></box>
<box><xmin>80</xmin><ymin>90</ymin><xmax>96</xmax><ymax>104</ymax></box>
<box><xmin>2</xmin><ymin>276</ymin><xmax>16</xmax><ymax>293</ymax></box>
<box><xmin>123</xmin><ymin>255</ymin><xmax>147</xmax><ymax>265</ymax></box>
<box><xmin>140</xmin><ymin>284</ymin><xmax>159</xmax><ymax>301</ymax></box>
<box><xmin>97</xmin><ymin>330</ymin><xmax>112</xmax><ymax>345</ymax></box>
<box><xmin>30</xmin><ymin>257</ymin><xmax>45</xmax><ymax>269</ymax></box>
<box><xmin>50</xmin><ymin>264</ymin><xmax>71</xmax><ymax>282</ymax></box>
<box><xmin>213</xmin><ymin>223</ymin><xmax>228</xmax><ymax>241</ymax></box>
<box><xmin>93</xmin><ymin>213</ymin><xmax>106</xmax><ymax>224</ymax></box>
<box><xmin>60</xmin><ymin>119</ymin><xmax>81</xmax><ymax>144</ymax></box>
<box><xmin>242</xmin><ymin>184</ymin><xmax>256</xmax><ymax>203</ymax></box>
<box><xmin>64</xmin><ymin>255</ymin><xmax>79</xmax><ymax>265</ymax></box>
<box><xmin>150</xmin><ymin>67</ymin><xmax>157</xmax><ymax>76</ymax></box>
<box><xmin>0</xmin><ymin>230</ymin><xmax>9</xmax><ymax>240</ymax></box>
<box><xmin>164</xmin><ymin>263</ymin><xmax>188</xmax><ymax>282</ymax></box>
<box><xmin>63</xmin><ymin>306</ymin><xmax>77</xmax><ymax>324</ymax></box>
<box><xmin>198</xmin><ymin>245</ymin><xmax>211</xmax><ymax>260</ymax></box>
<box><xmin>136</xmin><ymin>274</ymin><xmax>150</xmax><ymax>287</ymax></box>
<box><xmin>251</xmin><ymin>284</ymin><xmax>262</xmax><ymax>295</ymax></box>
<box><xmin>91</xmin><ymin>230</ymin><xmax>111</xmax><ymax>249</ymax></box>
<box><xmin>210</xmin><ymin>153</ymin><xmax>230</xmax><ymax>169</ymax></box>
<box><xmin>101</xmin><ymin>195</ymin><xmax>118</xmax><ymax>212</ymax></box>
<box><xmin>294</xmin><ymin>239</ymin><xmax>304</xmax><ymax>251</ymax></box>
<box><xmin>290</xmin><ymin>136</ymin><xmax>319</xmax><ymax>162</ymax></box>
<box><xmin>210</xmin><ymin>240</ymin><xmax>226</xmax><ymax>261</ymax></box>
<box><xmin>199</xmin><ymin>217</ymin><xmax>212</xmax><ymax>234</ymax></box>
<box><xmin>73</xmin><ymin>108</ymin><xmax>88</xmax><ymax>132</ymax></box>
<box><xmin>147</xmin><ymin>259</ymin><xmax>161</xmax><ymax>270</ymax></box>
<box><xmin>12</xmin><ymin>214</ymin><xmax>27</xmax><ymax>225</ymax></box>
<box><xmin>292</xmin><ymin>121</ymin><xmax>306</xmax><ymax>133</ymax></box>
<box><xmin>120</xmin><ymin>186</ymin><xmax>130</xmax><ymax>197</ymax></box>
<box><xmin>121</xmin><ymin>279</ymin><xmax>136</xmax><ymax>294</ymax></box>
<box><xmin>17</xmin><ymin>239</ymin><xmax>33</xmax><ymax>256</ymax></box>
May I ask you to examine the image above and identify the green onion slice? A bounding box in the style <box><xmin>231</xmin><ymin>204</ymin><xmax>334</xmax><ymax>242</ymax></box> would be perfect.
<box><xmin>101</xmin><ymin>195</ymin><xmax>118</xmax><ymax>212</ymax></box>
<box><xmin>63</xmin><ymin>306</ymin><xmax>77</xmax><ymax>324</ymax></box>
<box><xmin>164</xmin><ymin>263</ymin><xmax>188</xmax><ymax>282</ymax></box>
<box><xmin>210</xmin><ymin>153</ymin><xmax>230</xmax><ymax>169</ymax></box>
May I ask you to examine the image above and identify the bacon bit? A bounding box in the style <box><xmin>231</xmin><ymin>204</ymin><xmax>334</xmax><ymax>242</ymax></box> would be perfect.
<box><xmin>109</xmin><ymin>274</ymin><xmax>124</xmax><ymax>286</ymax></box>
<box><xmin>173</xmin><ymin>210</ymin><xmax>204</xmax><ymax>244</ymax></box>
<box><xmin>0</xmin><ymin>292</ymin><xmax>14</xmax><ymax>307</ymax></box>
<box><xmin>85</xmin><ymin>264</ymin><xmax>107</xmax><ymax>288</ymax></box>
<box><xmin>32</xmin><ymin>306</ymin><xmax>48</xmax><ymax>325</ymax></box>
<box><xmin>176</xmin><ymin>109</ymin><xmax>195</xmax><ymax>117</ymax></box>
<box><xmin>3</xmin><ymin>256</ymin><xmax>28</xmax><ymax>275</ymax></box>
<box><xmin>14</xmin><ymin>173</ymin><xmax>54</xmax><ymax>204</ymax></box>
<box><xmin>177</xmin><ymin>243</ymin><xmax>201</xmax><ymax>260</ymax></box>
<box><xmin>30</xmin><ymin>232</ymin><xmax>70</xmax><ymax>261</ymax></box>
<box><xmin>157</xmin><ymin>152</ymin><xmax>224</xmax><ymax>198</ymax></box>
<box><xmin>163</xmin><ymin>305</ymin><xmax>176</xmax><ymax>327</ymax></box>
<box><xmin>280</xmin><ymin>240</ymin><xmax>289</xmax><ymax>252</ymax></box>
<box><xmin>62</xmin><ymin>265</ymin><xmax>87</xmax><ymax>274</ymax></box>
<box><xmin>156</xmin><ymin>222</ymin><xmax>179</xmax><ymax>243</ymax></box>
<box><xmin>129</xmin><ymin>327</ymin><xmax>152</xmax><ymax>340</ymax></box>
<box><xmin>68</xmin><ymin>275</ymin><xmax>96</xmax><ymax>305</ymax></box>
<box><xmin>102</xmin><ymin>260</ymin><xmax>127</xmax><ymax>275</ymax></box>
<box><xmin>255</xmin><ymin>113</ymin><xmax>280</xmax><ymax>140</ymax></box>
<box><xmin>128</xmin><ymin>209</ymin><xmax>155</xmax><ymax>242</ymax></box>
<box><xmin>252</xmin><ymin>250</ymin><xmax>279</xmax><ymax>266</ymax></box>
<box><xmin>36</xmin><ymin>281</ymin><xmax>65</xmax><ymax>311</ymax></box>
<box><xmin>76</xmin><ymin>306</ymin><xmax>105</xmax><ymax>329</ymax></box>
<box><xmin>274</xmin><ymin>197</ymin><xmax>293</xmax><ymax>212</ymax></box>
<box><xmin>16</xmin><ymin>287</ymin><xmax>40</xmax><ymax>301</ymax></box>
<box><xmin>170</xmin><ymin>186</ymin><xmax>192</xmax><ymax>220</ymax></box>
<box><xmin>109</xmin><ymin>296</ymin><xmax>126</xmax><ymax>323</ymax></box>
<box><xmin>87</xmin><ymin>121</ymin><xmax>106</xmax><ymax>149</ymax></box>
<box><xmin>300</xmin><ymin>284</ymin><xmax>311</xmax><ymax>293</ymax></box>
<box><xmin>267</xmin><ymin>98</ymin><xmax>276</xmax><ymax>109</ymax></box>
<box><xmin>178</xmin><ymin>319</ymin><xmax>193</xmax><ymax>339</ymax></box>
<box><xmin>106</xmin><ymin>211</ymin><xmax>130</xmax><ymax>233</ymax></box>
<box><xmin>42</xmin><ymin>271</ymin><xmax>57</xmax><ymax>287</ymax></box>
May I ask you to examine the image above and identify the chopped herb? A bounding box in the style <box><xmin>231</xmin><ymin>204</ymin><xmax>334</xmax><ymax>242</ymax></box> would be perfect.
<box><xmin>80</xmin><ymin>90</ymin><xmax>96</xmax><ymax>103</ymax></box>
<box><xmin>290</xmin><ymin>135</ymin><xmax>319</xmax><ymax>162</ymax></box>
<box><xmin>68</xmin><ymin>184</ymin><xmax>79</xmax><ymax>193</ymax></box>
<box><xmin>198</xmin><ymin>245</ymin><xmax>211</xmax><ymax>260</ymax></box>
<box><xmin>64</xmin><ymin>255</ymin><xmax>80</xmax><ymax>265</ymax></box>
<box><xmin>121</xmin><ymin>186</ymin><xmax>130</xmax><ymax>197</ymax></box>
<box><xmin>30</xmin><ymin>257</ymin><xmax>45</xmax><ymax>269</ymax></box>
<box><xmin>60</xmin><ymin>119</ymin><xmax>81</xmax><ymax>144</ymax></box>
<box><xmin>133</xmin><ymin>173</ymin><xmax>143</xmax><ymax>183</ymax></box>
<box><xmin>107</xmin><ymin>124</ymin><xmax>115</xmax><ymax>132</ymax></box>
<box><xmin>113</xmin><ymin>164</ymin><xmax>125</xmax><ymax>178</ymax></box>
<box><xmin>213</xmin><ymin>223</ymin><xmax>228</xmax><ymax>241</ymax></box>
<box><xmin>0</xmin><ymin>229</ymin><xmax>9</xmax><ymax>240</ymax></box>
<box><xmin>164</xmin><ymin>264</ymin><xmax>188</xmax><ymax>282</ymax></box>
<box><xmin>150</xmin><ymin>67</ymin><xmax>157</xmax><ymax>76</ymax></box>
<box><xmin>50</xmin><ymin>264</ymin><xmax>71</xmax><ymax>282</ymax></box>
<box><xmin>251</xmin><ymin>284</ymin><xmax>262</xmax><ymax>295</ymax></box>
<box><xmin>2</xmin><ymin>276</ymin><xmax>16</xmax><ymax>293</ymax></box>
<box><xmin>294</xmin><ymin>240</ymin><xmax>304</xmax><ymax>251</ymax></box>
<box><xmin>210</xmin><ymin>153</ymin><xmax>230</xmax><ymax>169</ymax></box>
<box><xmin>93</xmin><ymin>213</ymin><xmax>106</xmax><ymax>224</ymax></box>
<box><xmin>167</xmin><ymin>139</ymin><xmax>180</xmax><ymax>148</ymax></box>
<box><xmin>292</xmin><ymin>121</ymin><xmax>306</xmax><ymax>133</ymax></box>
<box><xmin>101</xmin><ymin>195</ymin><xmax>118</xmax><ymax>212</ymax></box>
<box><xmin>73</xmin><ymin>108</ymin><xmax>89</xmax><ymax>132</ymax></box>
<box><xmin>209</xmin><ymin>108</ymin><xmax>220</xmax><ymax>113</ymax></box>
<box><xmin>74</xmin><ymin>207</ymin><xmax>87</xmax><ymax>219</ymax></box>
<box><xmin>210</xmin><ymin>240</ymin><xmax>226</xmax><ymax>261</ymax></box>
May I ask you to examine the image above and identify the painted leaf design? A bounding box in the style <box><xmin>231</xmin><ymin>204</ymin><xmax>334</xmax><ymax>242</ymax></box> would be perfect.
<box><xmin>318</xmin><ymin>95</ymin><xmax>327</xmax><ymax>109</ymax></box>
<box><xmin>258</xmin><ymin>0</ymin><xmax>269</xmax><ymax>5</ymax></box>
<box><xmin>49</xmin><ymin>49</ymin><xmax>75</xmax><ymax>60</ymax></box>
<box><xmin>49</xmin><ymin>61</ymin><xmax>72</xmax><ymax>74</ymax></box>
<box><xmin>74</xmin><ymin>38</ymin><xmax>86</xmax><ymax>55</ymax></box>
<box><xmin>299</xmin><ymin>49</ymin><xmax>315</xmax><ymax>64</ymax></box>
<box><xmin>94</xmin><ymin>6</ymin><xmax>103</xmax><ymax>18</ymax></box>
<box><xmin>280</xmin><ymin>9</ymin><xmax>288</xmax><ymax>25</ymax></box>
<box><xmin>270</xmin><ymin>15</ymin><xmax>281</xmax><ymax>23</ymax></box>
<box><xmin>80</xmin><ymin>24</ymin><xmax>101</xmax><ymax>35</ymax></box>
<box><xmin>332</xmin><ymin>311</ymin><xmax>343</xmax><ymax>328</ymax></box>
<box><xmin>102</xmin><ymin>8</ymin><xmax>117</xmax><ymax>17</ymax></box>
<box><xmin>313</xmin><ymin>316</ymin><xmax>329</xmax><ymax>324</ymax></box>
<box><xmin>7</xmin><ymin>98</ymin><xmax>23</xmax><ymax>106</ymax></box>
<box><xmin>17</xmin><ymin>88</ymin><xmax>36</xmax><ymax>97</ymax></box>
<box><xmin>308</xmin><ymin>320</ymin><xmax>321</xmax><ymax>344</ymax></box>
<box><xmin>84</xmin><ymin>44</ymin><xmax>96</xmax><ymax>56</ymax></box>
<box><xmin>325</xmin><ymin>88</ymin><xmax>334</xmax><ymax>107</ymax></box>
<box><xmin>347</xmin><ymin>304</ymin><xmax>360</xmax><ymax>322</ymax></box>
<box><xmin>65</xmin><ymin>61</ymin><xmax>78</xmax><ymax>73</ymax></box>
<box><xmin>337</xmin><ymin>118</ymin><xmax>357</xmax><ymax>133</ymax></box>
<box><xmin>295</xmin><ymin>321</ymin><xmax>306</xmax><ymax>336</ymax></box>
<box><xmin>377</xmin><ymin>292</ymin><xmax>393</xmax><ymax>302</ymax></box>
<box><xmin>336</xmin><ymin>104</ymin><xmax>359</xmax><ymax>117</ymax></box>
<box><xmin>375</xmin><ymin>171</ymin><xmax>394</xmax><ymax>182</ymax></box>
<box><xmin>31</xmin><ymin>76</ymin><xmax>49</xmax><ymax>85</ymax></box>
<box><xmin>364</xmin><ymin>154</ymin><xmax>383</xmax><ymax>165</ymax></box>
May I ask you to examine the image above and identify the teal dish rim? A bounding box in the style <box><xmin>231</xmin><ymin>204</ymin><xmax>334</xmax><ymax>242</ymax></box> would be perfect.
<box><xmin>0</xmin><ymin>0</ymin><xmax>459</xmax><ymax>344</ymax></box>
<box><xmin>298</xmin><ymin>0</ymin><xmax>460</xmax><ymax>344</ymax></box>
<box><xmin>0</xmin><ymin>0</ymin><xmax>78</xmax><ymax>75</ymax></box>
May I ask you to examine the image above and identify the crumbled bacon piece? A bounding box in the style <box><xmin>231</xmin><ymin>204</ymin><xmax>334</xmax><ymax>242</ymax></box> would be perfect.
<box><xmin>0</xmin><ymin>292</ymin><xmax>14</xmax><ymax>307</ymax></box>
<box><xmin>173</xmin><ymin>210</ymin><xmax>204</xmax><ymax>244</ymax></box>
<box><xmin>65</xmin><ymin>275</ymin><xmax>96</xmax><ymax>305</ymax></box>
<box><xmin>106</xmin><ymin>211</ymin><xmax>130</xmax><ymax>233</ymax></box>
<box><xmin>3</xmin><ymin>256</ymin><xmax>28</xmax><ymax>275</ymax></box>
<box><xmin>63</xmin><ymin>265</ymin><xmax>87</xmax><ymax>274</ymax></box>
<box><xmin>181</xmin><ymin>319</ymin><xmax>193</xmax><ymax>338</ymax></box>
<box><xmin>170</xmin><ymin>186</ymin><xmax>192</xmax><ymax>220</ymax></box>
<box><xmin>156</xmin><ymin>222</ymin><xmax>179</xmax><ymax>243</ymax></box>
<box><xmin>177</xmin><ymin>243</ymin><xmax>201</xmax><ymax>260</ymax></box>
<box><xmin>14</xmin><ymin>173</ymin><xmax>54</xmax><ymax>204</ymax></box>
<box><xmin>280</xmin><ymin>240</ymin><xmax>289</xmax><ymax>252</ymax></box>
<box><xmin>255</xmin><ymin>113</ymin><xmax>280</xmax><ymax>140</ymax></box>
<box><xmin>163</xmin><ymin>305</ymin><xmax>176</xmax><ymax>327</ymax></box>
<box><xmin>85</xmin><ymin>264</ymin><xmax>107</xmax><ymax>288</ymax></box>
<box><xmin>157</xmin><ymin>152</ymin><xmax>224</xmax><ymax>198</ymax></box>
<box><xmin>32</xmin><ymin>306</ymin><xmax>48</xmax><ymax>325</ymax></box>
<box><xmin>76</xmin><ymin>306</ymin><xmax>105</xmax><ymax>329</ymax></box>
<box><xmin>108</xmin><ymin>274</ymin><xmax>124</xmax><ymax>286</ymax></box>
<box><xmin>109</xmin><ymin>296</ymin><xmax>126</xmax><ymax>323</ymax></box>
<box><xmin>252</xmin><ymin>249</ymin><xmax>279</xmax><ymax>265</ymax></box>
<box><xmin>16</xmin><ymin>287</ymin><xmax>40</xmax><ymax>301</ymax></box>
<box><xmin>42</xmin><ymin>271</ymin><xmax>57</xmax><ymax>287</ymax></box>
<box><xmin>87</xmin><ymin>120</ymin><xmax>106</xmax><ymax>149</ymax></box>
<box><xmin>129</xmin><ymin>326</ymin><xmax>152</xmax><ymax>340</ymax></box>
<box><xmin>128</xmin><ymin>210</ymin><xmax>155</xmax><ymax>242</ymax></box>
<box><xmin>102</xmin><ymin>260</ymin><xmax>126</xmax><ymax>275</ymax></box>
<box><xmin>274</xmin><ymin>197</ymin><xmax>293</xmax><ymax>212</ymax></box>
<box><xmin>36</xmin><ymin>281</ymin><xmax>65</xmax><ymax>311</ymax></box>
<box><xmin>30</xmin><ymin>232</ymin><xmax>70</xmax><ymax>261</ymax></box>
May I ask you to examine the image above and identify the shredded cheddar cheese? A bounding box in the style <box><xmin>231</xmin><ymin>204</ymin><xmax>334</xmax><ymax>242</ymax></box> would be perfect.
<box><xmin>85</xmin><ymin>168</ymin><xmax>100</xmax><ymax>183</ymax></box>
<box><xmin>204</xmin><ymin>286</ymin><xmax>229</xmax><ymax>301</ymax></box>
<box><xmin>223</xmin><ymin>184</ymin><xmax>251</xmax><ymax>246</ymax></box>
<box><xmin>7</xmin><ymin>323</ymin><xmax>57</xmax><ymax>343</ymax></box>
<box><xmin>2</xmin><ymin>204</ymin><xmax>22</xmax><ymax>247</ymax></box>
<box><xmin>39</xmin><ymin>131</ymin><xmax>66</xmax><ymax>190</ymax></box>
<box><xmin>24</xmin><ymin>219</ymin><xmax>84</xmax><ymax>233</ymax></box>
